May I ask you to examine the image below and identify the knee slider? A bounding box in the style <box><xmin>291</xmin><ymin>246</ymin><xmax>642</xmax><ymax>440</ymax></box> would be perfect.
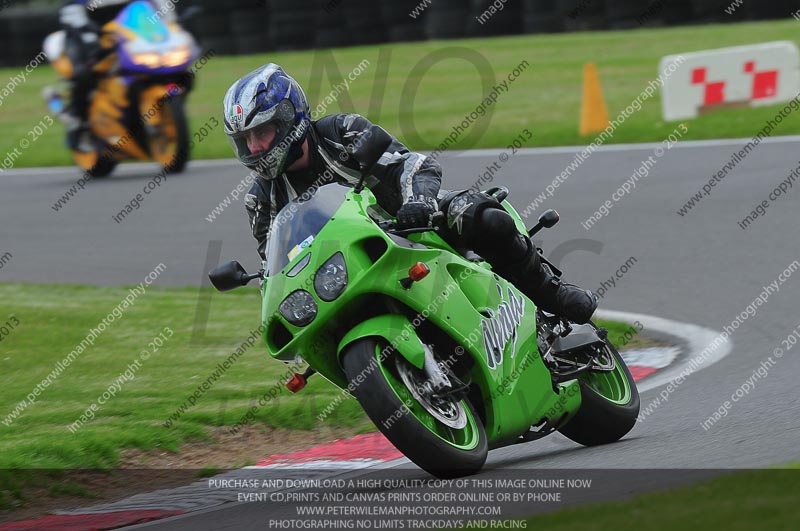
<box><xmin>480</xmin><ymin>207</ymin><xmax>516</xmax><ymax>239</ymax></box>
<box><xmin>475</xmin><ymin>207</ymin><xmax>530</xmax><ymax>264</ymax></box>
<box><xmin>442</xmin><ymin>191</ymin><xmax>502</xmax><ymax>238</ymax></box>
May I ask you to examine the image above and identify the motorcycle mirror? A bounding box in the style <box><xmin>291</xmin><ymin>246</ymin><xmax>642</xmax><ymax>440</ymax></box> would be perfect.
<box><xmin>539</xmin><ymin>209</ymin><xmax>560</xmax><ymax>228</ymax></box>
<box><xmin>209</xmin><ymin>261</ymin><xmax>257</xmax><ymax>292</ymax></box>
<box><xmin>527</xmin><ymin>209</ymin><xmax>560</xmax><ymax>237</ymax></box>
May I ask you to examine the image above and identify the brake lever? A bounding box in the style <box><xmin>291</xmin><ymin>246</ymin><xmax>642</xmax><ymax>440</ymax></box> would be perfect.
<box><xmin>384</xmin><ymin>212</ymin><xmax>445</xmax><ymax>236</ymax></box>
<box><xmin>430</xmin><ymin>211</ymin><xmax>445</xmax><ymax>229</ymax></box>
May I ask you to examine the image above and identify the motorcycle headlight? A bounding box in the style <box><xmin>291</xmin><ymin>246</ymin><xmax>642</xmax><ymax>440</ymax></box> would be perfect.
<box><xmin>162</xmin><ymin>46</ymin><xmax>191</xmax><ymax>67</ymax></box>
<box><xmin>279</xmin><ymin>290</ymin><xmax>317</xmax><ymax>326</ymax></box>
<box><xmin>133</xmin><ymin>52</ymin><xmax>161</xmax><ymax>67</ymax></box>
<box><xmin>314</xmin><ymin>252</ymin><xmax>348</xmax><ymax>302</ymax></box>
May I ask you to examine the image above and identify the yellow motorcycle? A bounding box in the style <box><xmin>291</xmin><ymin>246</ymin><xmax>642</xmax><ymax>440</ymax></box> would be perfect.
<box><xmin>43</xmin><ymin>1</ymin><xmax>200</xmax><ymax>177</ymax></box>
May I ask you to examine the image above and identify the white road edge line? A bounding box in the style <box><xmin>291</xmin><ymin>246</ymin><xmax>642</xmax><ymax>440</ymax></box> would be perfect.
<box><xmin>4</xmin><ymin>135</ymin><xmax>800</xmax><ymax>177</ymax></box>
<box><xmin>595</xmin><ymin>308</ymin><xmax>732</xmax><ymax>393</ymax></box>
<box><xmin>453</xmin><ymin>134</ymin><xmax>800</xmax><ymax>157</ymax></box>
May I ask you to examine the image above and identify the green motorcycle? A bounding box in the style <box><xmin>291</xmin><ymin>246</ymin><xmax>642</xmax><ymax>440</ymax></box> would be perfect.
<box><xmin>210</xmin><ymin>183</ymin><xmax>639</xmax><ymax>478</ymax></box>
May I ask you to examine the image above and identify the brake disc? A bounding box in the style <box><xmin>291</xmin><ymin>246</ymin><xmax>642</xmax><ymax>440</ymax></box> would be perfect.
<box><xmin>395</xmin><ymin>357</ymin><xmax>467</xmax><ymax>429</ymax></box>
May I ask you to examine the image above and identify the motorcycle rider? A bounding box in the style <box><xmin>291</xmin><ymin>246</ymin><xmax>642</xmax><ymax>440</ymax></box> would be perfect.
<box><xmin>58</xmin><ymin>0</ymin><xmax>176</xmax><ymax>150</ymax></box>
<box><xmin>224</xmin><ymin>63</ymin><xmax>598</xmax><ymax>324</ymax></box>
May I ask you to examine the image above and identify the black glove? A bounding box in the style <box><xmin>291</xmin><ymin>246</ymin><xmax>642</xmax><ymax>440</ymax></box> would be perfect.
<box><xmin>396</xmin><ymin>196</ymin><xmax>437</xmax><ymax>230</ymax></box>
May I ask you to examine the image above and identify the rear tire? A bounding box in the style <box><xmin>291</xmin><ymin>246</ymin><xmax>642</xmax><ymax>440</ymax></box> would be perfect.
<box><xmin>557</xmin><ymin>325</ymin><xmax>640</xmax><ymax>446</ymax></box>
<box><xmin>341</xmin><ymin>338</ymin><xmax>488</xmax><ymax>478</ymax></box>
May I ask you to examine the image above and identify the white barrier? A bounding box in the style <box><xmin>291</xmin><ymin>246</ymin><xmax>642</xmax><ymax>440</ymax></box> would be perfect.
<box><xmin>660</xmin><ymin>41</ymin><xmax>800</xmax><ymax>121</ymax></box>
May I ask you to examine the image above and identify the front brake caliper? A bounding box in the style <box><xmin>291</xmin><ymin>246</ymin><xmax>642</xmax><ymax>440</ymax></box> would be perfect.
<box><xmin>422</xmin><ymin>344</ymin><xmax>451</xmax><ymax>393</ymax></box>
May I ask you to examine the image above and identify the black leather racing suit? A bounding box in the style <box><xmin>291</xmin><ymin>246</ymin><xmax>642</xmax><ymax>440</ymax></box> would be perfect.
<box><xmin>245</xmin><ymin>113</ymin><xmax>441</xmax><ymax>261</ymax></box>
<box><xmin>244</xmin><ymin>113</ymin><xmax>598</xmax><ymax>324</ymax></box>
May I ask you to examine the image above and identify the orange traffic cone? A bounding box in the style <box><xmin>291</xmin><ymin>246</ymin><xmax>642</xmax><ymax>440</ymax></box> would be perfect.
<box><xmin>580</xmin><ymin>62</ymin><xmax>610</xmax><ymax>136</ymax></box>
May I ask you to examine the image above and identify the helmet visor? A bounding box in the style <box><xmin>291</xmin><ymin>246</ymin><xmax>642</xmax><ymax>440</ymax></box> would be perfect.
<box><xmin>228</xmin><ymin>115</ymin><xmax>292</xmax><ymax>177</ymax></box>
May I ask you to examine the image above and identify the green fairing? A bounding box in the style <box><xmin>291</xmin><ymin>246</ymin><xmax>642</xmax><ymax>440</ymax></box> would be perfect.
<box><xmin>338</xmin><ymin>314</ymin><xmax>426</xmax><ymax>370</ymax></box>
<box><xmin>257</xmin><ymin>184</ymin><xmax>583</xmax><ymax>448</ymax></box>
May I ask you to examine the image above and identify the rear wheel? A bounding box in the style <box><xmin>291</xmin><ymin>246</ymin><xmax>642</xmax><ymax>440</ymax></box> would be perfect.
<box><xmin>341</xmin><ymin>338</ymin><xmax>487</xmax><ymax>478</ymax></box>
<box><xmin>557</xmin><ymin>324</ymin><xmax>640</xmax><ymax>446</ymax></box>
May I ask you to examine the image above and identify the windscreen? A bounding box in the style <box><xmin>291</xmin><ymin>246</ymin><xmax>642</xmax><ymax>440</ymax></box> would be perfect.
<box><xmin>116</xmin><ymin>1</ymin><xmax>170</xmax><ymax>44</ymax></box>
<box><xmin>266</xmin><ymin>184</ymin><xmax>350</xmax><ymax>275</ymax></box>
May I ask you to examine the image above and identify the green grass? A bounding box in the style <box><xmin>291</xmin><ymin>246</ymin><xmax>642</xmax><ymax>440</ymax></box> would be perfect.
<box><xmin>503</xmin><ymin>467</ymin><xmax>800</xmax><ymax>531</ymax></box>
<box><xmin>3</xmin><ymin>19</ymin><xmax>800</xmax><ymax>168</ymax></box>
<box><xmin>594</xmin><ymin>319</ymin><xmax>653</xmax><ymax>350</ymax></box>
<box><xmin>0</xmin><ymin>283</ymin><xmax>367</xmax><ymax>470</ymax></box>
<box><xmin>0</xmin><ymin>283</ymin><xmax>644</xmax><ymax>471</ymax></box>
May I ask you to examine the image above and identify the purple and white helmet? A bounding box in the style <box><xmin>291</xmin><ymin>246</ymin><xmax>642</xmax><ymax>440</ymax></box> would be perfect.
<box><xmin>223</xmin><ymin>63</ymin><xmax>311</xmax><ymax>180</ymax></box>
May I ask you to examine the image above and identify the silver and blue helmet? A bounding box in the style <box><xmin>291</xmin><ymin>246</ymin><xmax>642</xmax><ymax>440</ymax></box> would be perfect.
<box><xmin>223</xmin><ymin>63</ymin><xmax>310</xmax><ymax>179</ymax></box>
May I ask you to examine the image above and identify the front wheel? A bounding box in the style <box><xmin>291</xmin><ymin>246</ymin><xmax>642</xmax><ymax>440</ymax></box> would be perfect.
<box><xmin>557</xmin><ymin>324</ymin><xmax>640</xmax><ymax>446</ymax></box>
<box><xmin>72</xmin><ymin>150</ymin><xmax>117</xmax><ymax>178</ymax></box>
<box><xmin>150</xmin><ymin>96</ymin><xmax>190</xmax><ymax>174</ymax></box>
<box><xmin>341</xmin><ymin>338</ymin><xmax>487</xmax><ymax>478</ymax></box>
<box><xmin>86</xmin><ymin>156</ymin><xmax>118</xmax><ymax>178</ymax></box>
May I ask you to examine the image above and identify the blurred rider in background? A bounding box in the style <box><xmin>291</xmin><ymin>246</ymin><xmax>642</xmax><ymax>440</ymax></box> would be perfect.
<box><xmin>58</xmin><ymin>0</ymin><xmax>176</xmax><ymax>151</ymax></box>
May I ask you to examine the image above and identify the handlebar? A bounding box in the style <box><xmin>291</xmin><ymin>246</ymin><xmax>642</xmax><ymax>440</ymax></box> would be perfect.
<box><xmin>380</xmin><ymin>212</ymin><xmax>445</xmax><ymax>236</ymax></box>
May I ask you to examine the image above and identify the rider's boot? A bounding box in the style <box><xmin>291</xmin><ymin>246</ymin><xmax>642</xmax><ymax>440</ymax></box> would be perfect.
<box><xmin>64</xmin><ymin>111</ymin><xmax>93</xmax><ymax>152</ymax></box>
<box><xmin>438</xmin><ymin>194</ymin><xmax>599</xmax><ymax>324</ymax></box>
<box><xmin>494</xmin><ymin>228</ymin><xmax>599</xmax><ymax>324</ymax></box>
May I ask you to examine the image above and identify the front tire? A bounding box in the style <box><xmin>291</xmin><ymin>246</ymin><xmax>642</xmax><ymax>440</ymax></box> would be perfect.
<box><xmin>167</xmin><ymin>97</ymin><xmax>190</xmax><ymax>174</ymax></box>
<box><xmin>86</xmin><ymin>156</ymin><xmax>117</xmax><ymax>178</ymax></box>
<box><xmin>150</xmin><ymin>96</ymin><xmax>190</xmax><ymax>174</ymax></box>
<box><xmin>558</xmin><ymin>325</ymin><xmax>640</xmax><ymax>446</ymax></box>
<box><xmin>341</xmin><ymin>338</ymin><xmax>487</xmax><ymax>478</ymax></box>
<box><xmin>72</xmin><ymin>150</ymin><xmax>117</xmax><ymax>178</ymax></box>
